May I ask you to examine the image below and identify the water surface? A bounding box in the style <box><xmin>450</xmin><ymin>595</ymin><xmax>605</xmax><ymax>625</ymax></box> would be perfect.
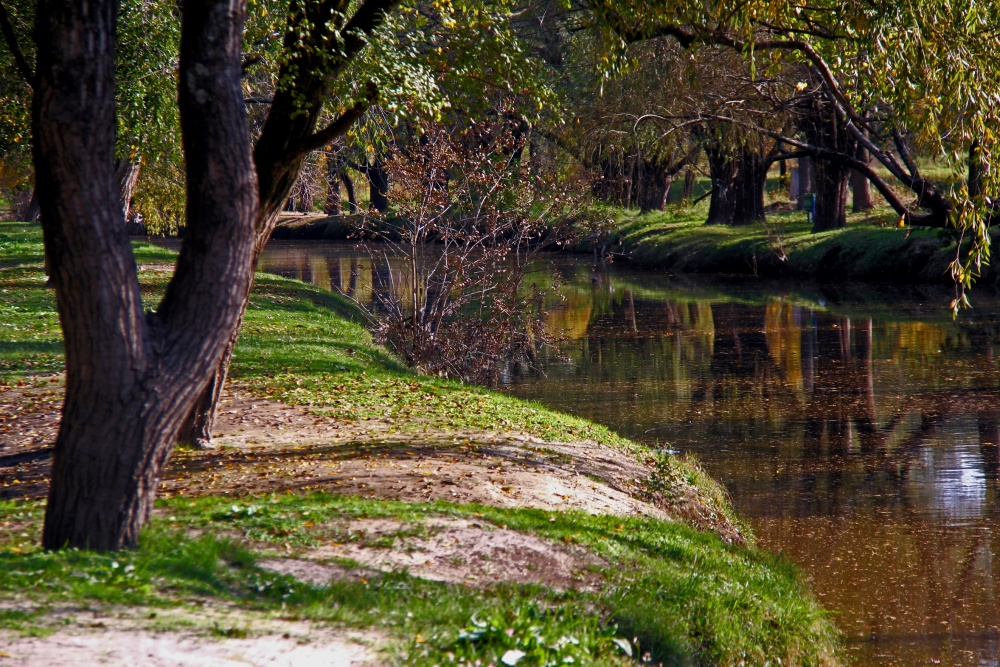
<box><xmin>259</xmin><ymin>241</ymin><xmax>1000</xmax><ymax>666</ymax></box>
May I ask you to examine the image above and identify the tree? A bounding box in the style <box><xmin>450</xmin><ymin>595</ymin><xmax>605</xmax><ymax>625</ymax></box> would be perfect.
<box><xmin>183</xmin><ymin>0</ymin><xmax>558</xmax><ymax>446</ymax></box>
<box><xmin>35</xmin><ymin>0</ymin><xmax>256</xmax><ymax>550</ymax></box>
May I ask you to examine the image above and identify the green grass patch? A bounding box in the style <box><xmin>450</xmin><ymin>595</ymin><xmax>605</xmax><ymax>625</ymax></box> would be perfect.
<box><xmin>0</xmin><ymin>494</ymin><xmax>839</xmax><ymax>666</ymax></box>
<box><xmin>600</xmin><ymin>202</ymin><xmax>971</xmax><ymax>284</ymax></box>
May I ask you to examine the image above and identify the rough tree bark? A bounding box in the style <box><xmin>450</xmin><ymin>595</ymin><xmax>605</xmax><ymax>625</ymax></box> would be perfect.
<box><xmin>851</xmin><ymin>143</ymin><xmax>872</xmax><ymax>212</ymax></box>
<box><xmin>730</xmin><ymin>149</ymin><xmax>767</xmax><ymax>225</ymax></box>
<box><xmin>704</xmin><ymin>139</ymin><xmax>766</xmax><ymax>225</ymax></box>
<box><xmin>37</xmin><ymin>0</ymin><xmax>257</xmax><ymax>550</ymax></box>
<box><xmin>812</xmin><ymin>157</ymin><xmax>850</xmax><ymax>232</ymax></box>
<box><xmin>704</xmin><ymin>140</ymin><xmax>737</xmax><ymax>225</ymax></box>
<box><xmin>800</xmin><ymin>103</ymin><xmax>855</xmax><ymax>232</ymax></box>
<box><xmin>341</xmin><ymin>172</ymin><xmax>358</xmax><ymax>212</ymax></box>
<box><xmin>181</xmin><ymin>0</ymin><xmax>397</xmax><ymax>447</ymax></box>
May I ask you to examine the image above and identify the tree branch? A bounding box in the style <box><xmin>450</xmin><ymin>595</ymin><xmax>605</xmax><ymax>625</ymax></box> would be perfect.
<box><xmin>0</xmin><ymin>0</ymin><xmax>33</xmax><ymax>87</ymax></box>
<box><xmin>284</xmin><ymin>83</ymin><xmax>376</xmax><ymax>162</ymax></box>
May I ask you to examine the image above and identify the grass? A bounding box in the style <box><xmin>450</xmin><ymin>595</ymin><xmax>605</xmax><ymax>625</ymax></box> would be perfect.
<box><xmin>599</xmin><ymin>197</ymin><xmax>980</xmax><ymax>284</ymax></box>
<box><xmin>0</xmin><ymin>494</ymin><xmax>839</xmax><ymax>666</ymax></box>
<box><xmin>0</xmin><ymin>219</ymin><xmax>841</xmax><ymax>665</ymax></box>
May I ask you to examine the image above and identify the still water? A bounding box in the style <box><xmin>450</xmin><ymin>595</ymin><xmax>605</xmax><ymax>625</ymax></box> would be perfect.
<box><xmin>260</xmin><ymin>241</ymin><xmax>1000</xmax><ymax>666</ymax></box>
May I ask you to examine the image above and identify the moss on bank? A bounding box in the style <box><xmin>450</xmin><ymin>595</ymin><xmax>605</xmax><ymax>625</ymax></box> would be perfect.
<box><xmin>600</xmin><ymin>202</ymin><xmax>996</xmax><ymax>284</ymax></box>
<box><xmin>0</xmin><ymin>220</ymin><xmax>840</xmax><ymax>665</ymax></box>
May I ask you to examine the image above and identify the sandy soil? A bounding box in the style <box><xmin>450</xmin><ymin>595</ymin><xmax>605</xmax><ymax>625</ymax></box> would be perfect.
<box><xmin>0</xmin><ymin>378</ymin><xmax>743</xmax><ymax>544</ymax></box>
<box><xmin>261</xmin><ymin>516</ymin><xmax>604</xmax><ymax>591</ymax></box>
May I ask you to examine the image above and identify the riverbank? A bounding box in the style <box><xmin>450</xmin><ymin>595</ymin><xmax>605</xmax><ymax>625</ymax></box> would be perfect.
<box><xmin>598</xmin><ymin>203</ymin><xmax>997</xmax><ymax>284</ymax></box>
<box><xmin>0</xmin><ymin>221</ymin><xmax>839</xmax><ymax>666</ymax></box>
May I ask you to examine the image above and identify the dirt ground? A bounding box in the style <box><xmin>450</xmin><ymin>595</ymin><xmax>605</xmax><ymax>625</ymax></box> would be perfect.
<box><xmin>261</xmin><ymin>515</ymin><xmax>605</xmax><ymax>591</ymax></box>
<box><xmin>0</xmin><ymin>608</ymin><xmax>379</xmax><ymax>667</ymax></box>
<box><xmin>0</xmin><ymin>377</ymin><xmax>747</xmax><ymax>665</ymax></box>
<box><xmin>0</xmin><ymin>379</ymin><xmax>742</xmax><ymax>544</ymax></box>
<box><xmin>0</xmin><ymin>377</ymin><xmax>743</xmax><ymax>544</ymax></box>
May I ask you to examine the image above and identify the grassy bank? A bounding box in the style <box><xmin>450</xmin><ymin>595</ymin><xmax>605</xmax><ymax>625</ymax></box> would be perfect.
<box><xmin>600</xmin><ymin>201</ymin><xmax>992</xmax><ymax>284</ymax></box>
<box><xmin>0</xmin><ymin>220</ymin><xmax>840</xmax><ymax>666</ymax></box>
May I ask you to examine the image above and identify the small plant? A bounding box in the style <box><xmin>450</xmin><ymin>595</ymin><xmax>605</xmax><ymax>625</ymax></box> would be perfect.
<box><xmin>439</xmin><ymin>605</ymin><xmax>631</xmax><ymax>666</ymax></box>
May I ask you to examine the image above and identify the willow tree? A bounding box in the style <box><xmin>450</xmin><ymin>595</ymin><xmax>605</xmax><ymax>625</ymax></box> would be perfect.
<box><xmin>585</xmin><ymin>0</ymin><xmax>1000</xmax><ymax>281</ymax></box>
<box><xmin>183</xmin><ymin>0</ymin><xmax>557</xmax><ymax>447</ymax></box>
<box><xmin>34</xmin><ymin>0</ymin><xmax>257</xmax><ymax>550</ymax></box>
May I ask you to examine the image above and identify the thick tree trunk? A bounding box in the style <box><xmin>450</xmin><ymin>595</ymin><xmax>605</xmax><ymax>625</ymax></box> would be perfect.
<box><xmin>704</xmin><ymin>142</ymin><xmax>737</xmax><ymax>225</ymax></box>
<box><xmin>38</xmin><ymin>0</ymin><xmax>256</xmax><ymax>550</ymax></box>
<box><xmin>636</xmin><ymin>159</ymin><xmax>670</xmax><ymax>212</ymax></box>
<box><xmin>812</xmin><ymin>157</ymin><xmax>850</xmax><ymax>232</ymax></box>
<box><xmin>730</xmin><ymin>149</ymin><xmax>766</xmax><ymax>225</ymax></box>
<box><xmin>800</xmin><ymin>103</ymin><xmax>856</xmax><ymax>232</ymax></box>
<box><xmin>704</xmin><ymin>141</ymin><xmax>765</xmax><ymax>225</ymax></box>
<box><xmin>851</xmin><ymin>144</ymin><xmax>873</xmax><ymax>212</ymax></box>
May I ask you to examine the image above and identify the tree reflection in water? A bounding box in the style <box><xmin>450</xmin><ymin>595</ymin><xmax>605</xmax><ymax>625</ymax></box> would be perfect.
<box><xmin>258</xmin><ymin>242</ymin><xmax>1000</xmax><ymax>666</ymax></box>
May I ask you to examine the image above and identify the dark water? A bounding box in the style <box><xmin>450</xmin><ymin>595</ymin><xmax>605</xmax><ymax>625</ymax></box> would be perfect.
<box><xmin>259</xmin><ymin>241</ymin><xmax>1000</xmax><ymax>666</ymax></box>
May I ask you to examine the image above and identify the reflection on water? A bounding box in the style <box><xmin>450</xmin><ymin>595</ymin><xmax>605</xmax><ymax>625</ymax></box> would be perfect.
<box><xmin>259</xmin><ymin>241</ymin><xmax>1000</xmax><ymax>666</ymax></box>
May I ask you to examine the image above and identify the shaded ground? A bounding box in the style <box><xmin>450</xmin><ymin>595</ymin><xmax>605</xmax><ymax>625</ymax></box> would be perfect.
<box><xmin>0</xmin><ymin>378</ymin><xmax>744</xmax><ymax>545</ymax></box>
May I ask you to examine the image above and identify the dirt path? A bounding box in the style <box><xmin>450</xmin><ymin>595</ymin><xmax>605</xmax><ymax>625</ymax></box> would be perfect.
<box><xmin>0</xmin><ymin>378</ymin><xmax>743</xmax><ymax>543</ymax></box>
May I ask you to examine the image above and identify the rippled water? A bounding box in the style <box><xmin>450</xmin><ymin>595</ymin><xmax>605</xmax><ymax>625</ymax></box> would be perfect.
<box><xmin>259</xmin><ymin>241</ymin><xmax>1000</xmax><ymax>666</ymax></box>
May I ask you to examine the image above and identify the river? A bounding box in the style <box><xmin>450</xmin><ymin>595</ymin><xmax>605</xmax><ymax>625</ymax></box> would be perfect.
<box><xmin>259</xmin><ymin>240</ymin><xmax>1000</xmax><ymax>666</ymax></box>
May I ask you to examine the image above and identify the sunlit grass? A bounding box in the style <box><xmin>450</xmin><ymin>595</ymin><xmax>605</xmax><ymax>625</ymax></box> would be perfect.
<box><xmin>0</xmin><ymin>495</ymin><xmax>840</xmax><ymax>666</ymax></box>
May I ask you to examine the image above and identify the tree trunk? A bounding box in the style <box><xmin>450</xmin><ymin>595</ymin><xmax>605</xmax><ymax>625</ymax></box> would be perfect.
<box><xmin>800</xmin><ymin>103</ymin><xmax>855</xmax><ymax>231</ymax></box>
<box><xmin>812</xmin><ymin>157</ymin><xmax>850</xmax><ymax>232</ymax></box>
<box><xmin>681</xmin><ymin>167</ymin><xmax>695</xmax><ymax>201</ymax></box>
<box><xmin>851</xmin><ymin>144</ymin><xmax>872</xmax><ymax>212</ymax></box>
<box><xmin>368</xmin><ymin>158</ymin><xmax>389</xmax><ymax>212</ymax></box>
<box><xmin>325</xmin><ymin>149</ymin><xmax>342</xmax><ymax>214</ymax></box>
<box><xmin>115</xmin><ymin>158</ymin><xmax>141</xmax><ymax>221</ymax></box>
<box><xmin>341</xmin><ymin>172</ymin><xmax>358</xmax><ymax>212</ymax></box>
<box><xmin>797</xmin><ymin>157</ymin><xmax>815</xmax><ymax>209</ymax></box>
<box><xmin>17</xmin><ymin>187</ymin><xmax>40</xmax><ymax>222</ymax></box>
<box><xmin>704</xmin><ymin>141</ymin><xmax>765</xmax><ymax>225</ymax></box>
<box><xmin>38</xmin><ymin>0</ymin><xmax>256</xmax><ymax>550</ymax></box>
<box><xmin>636</xmin><ymin>159</ymin><xmax>670</xmax><ymax>212</ymax></box>
<box><xmin>180</xmin><ymin>0</ymin><xmax>397</xmax><ymax>448</ymax></box>
<box><xmin>704</xmin><ymin>141</ymin><xmax>737</xmax><ymax>225</ymax></box>
<box><xmin>731</xmin><ymin>149</ymin><xmax>766</xmax><ymax>225</ymax></box>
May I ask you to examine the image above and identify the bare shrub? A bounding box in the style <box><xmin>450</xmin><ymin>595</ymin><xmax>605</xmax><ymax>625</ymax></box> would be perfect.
<box><xmin>349</xmin><ymin>122</ymin><xmax>588</xmax><ymax>386</ymax></box>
